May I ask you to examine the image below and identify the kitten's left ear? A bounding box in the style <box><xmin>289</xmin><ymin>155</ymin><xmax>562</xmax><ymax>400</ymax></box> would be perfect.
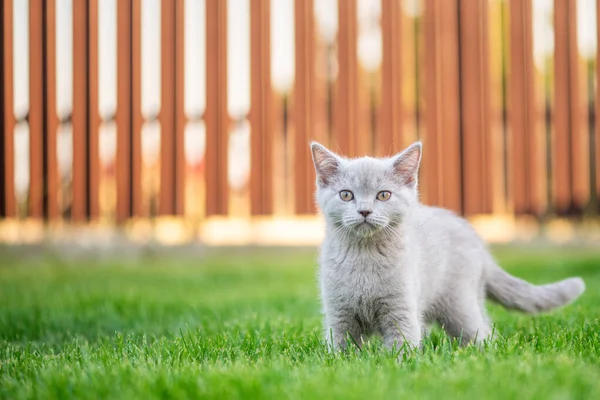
<box><xmin>392</xmin><ymin>141</ymin><xmax>422</xmax><ymax>187</ymax></box>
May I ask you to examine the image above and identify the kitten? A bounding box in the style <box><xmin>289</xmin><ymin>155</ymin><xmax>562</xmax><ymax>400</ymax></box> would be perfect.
<box><xmin>311</xmin><ymin>141</ymin><xmax>585</xmax><ymax>351</ymax></box>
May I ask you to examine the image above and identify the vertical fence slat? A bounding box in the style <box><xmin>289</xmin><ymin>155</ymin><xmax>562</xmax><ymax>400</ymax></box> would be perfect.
<box><xmin>1</xmin><ymin>0</ymin><xmax>16</xmax><ymax>217</ymax></box>
<box><xmin>423</xmin><ymin>0</ymin><xmax>462</xmax><ymax>213</ymax></box>
<box><xmin>271</xmin><ymin>91</ymin><xmax>285</xmax><ymax>214</ymax></box>
<box><xmin>205</xmin><ymin>0</ymin><xmax>229</xmax><ymax>216</ymax></box>
<box><xmin>532</xmin><ymin>9</ymin><xmax>548</xmax><ymax>216</ymax></box>
<box><xmin>115</xmin><ymin>0</ymin><xmax>142</xmax><ymax>221</ymax></box>
<box><xmin>88</xmin><ymin>0</ymin><xmax>100</xmax><ymax>219</ymax></box>
<box><xmin>29</xmin><ymin>0</ymin><xmax>45</xmax><ymax>218</ymax></box>
<box><xmin>508</xmin><ymin>0</ymin><xmax>530</xmax><ymax>214</ymax></box>
<box><xmin>45</xmin><ymin>0</ymin><xmax>59</xmax><ymax>220</ymax></box>
<box><xmin>160</xmin><ymin>0</ymin><xmax>176</xmax><ymax>215</ymax></box>
<box><xmin>569</xmin><ymin>3</ymin><xmax>590</xmax><ymax>211</ymax></box>
<box><xmin>336</xmin><ymin>0</ymin><xmax>358</xmax><ymax>157</ymax></box>
<box><xmin>459</xmin><ymin>0</ymin><xmax>492</xmax><ymax>215</ymax></box>
<box><xmin>487</xmin><ymin>0</ymin><xmax>507</xmax><ymax>213</ymax></box>
<box><xmin>72</xmin><ymin>0</ymin><xmax>89</xmax><ymax>222</ymax></box>
<box><xmin>159</xmin><ymin>0</ymin><xmax>186</xmax><ymax>216</ymax></box>
<box><xmin>597</xmin><ymin>0</ymin><xmax>600</xmax><ymax>203</ymax></box>
<box><xmin>312</xmin><ymin>49</ymin><xmax>329</xmax><ymax>149</ymax></box>
<box><xmin>509</xmin><ymin>0</ymin><xmax>546</xmax><ymax>215</ymax></box>
<box><xmin>379</xmin><ymin>0</ymin><xmax>403</xmax><ymax>157</ymax></box>
<box><xmin>250</xmin><ymin>0</ymin><xmax>273</xmax><ymax>215</ymax></box>
<box><xmin>423</xmin><ymin>0</ymin><xmax>441</xmax><ymax>206</ymax></box>
<box><xmin>116</xmin><ymin>0</ymin><xmax>132</xmax><ymax>223</ymax></box>
<box><xmin>293</xmin><ymin>0</ymin><xmax>315</xmax><ymax>214</ymax></box>
<box><xmin>311</xmin><ymin>31</ymin><xmax>329</xmax><ymax>150</ymax></box>
<box><xmin>554</xmin><ymin>0</ymin><xmax>589</xmax><ymax>213</ymax></box>
<box><xmin>356</xmin><ymin>46</ymin><xmax>371</xmax><ymax>155</ymax></box>
<box><xmin>439</xmin><ymin>0</ymin><xmax>462</xmax><ymax>214</ymax></box>
<box><xmin>401</xmin><ymin>3</ymin><xmax>419</xmax><ymax>148</ymax></box>
<box><xmin>553</xmin><ymin>0</ymin><xmax>570</xmax><ymax>211</ymax></box>
<box><xmin>131</xmin><ymin>0</ymin><xmax>143</xmax><ymax>218</ymax></box>
<box><xmin>175</xmin><ymin>0</ymin><xmax>186</xmax><ymax>216</ymax></box>
<box><xmin>482</xmin><ymin>0</ymin><xmax>494</xmax><ymax>214</ymax></box>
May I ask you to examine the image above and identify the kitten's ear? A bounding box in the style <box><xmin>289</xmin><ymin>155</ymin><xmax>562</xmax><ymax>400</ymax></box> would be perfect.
<box><xmin>392</xmin><ymin>141</ymin><xmax>422</xmax><ymax>187</ymax></box>
<box><xmin>310</xmin><ymin>142</ymin><xmax>340</xmax><ymax>186</ymax></box>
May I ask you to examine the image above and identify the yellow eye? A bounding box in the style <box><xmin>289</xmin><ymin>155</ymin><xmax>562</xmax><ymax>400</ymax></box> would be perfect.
<box><xmin>339</xmin><ymin>190</ymin><xmax>354</xmax><ymax>201</ymax></box>
<box><xmin>377</xmin><ymin>191</ymin><xmax>391</xmax><ymax>201</ymax></box>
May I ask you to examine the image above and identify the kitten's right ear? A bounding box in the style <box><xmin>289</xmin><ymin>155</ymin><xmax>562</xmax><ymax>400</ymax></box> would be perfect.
<box><xmin>310</xmin><ymin>142</ymin><xmax>340</xmax><ymax>186</ymax></box>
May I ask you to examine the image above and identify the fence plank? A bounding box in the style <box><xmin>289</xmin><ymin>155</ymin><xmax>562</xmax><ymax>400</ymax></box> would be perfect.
<box><xmin>509</xmin><ymin>0</ymin><xmax>546</xmax><ymax>215</ymax></box>
<box><xmin>312</xmin><ymin>42</ymin><xmax>329</xmax><ymax>148</ymax></box>
<box><xmin>423</xmin><ymin>0</ymin><xmax>441</xmax><ymax>206</ymax></box>
<box><xmin>175</xmin><ymin>0</ymin><xmax>186</xmax><ymax>216</ymax></box>
<box><xmin>438</xmin><ymin>0</ymin><xmax>462</xmax><ymax>214</ymax></box>
<box><xmin>508</xmin><ymin>0</ymin><xmax>530</xmax><ymax>214</ymax></box>
<box><xmin>487</xmin><ymin>0</ymin><xmax>507</xmax><ymax>213</ymax></box>
<box><xmin>114</xmin><ymin>0</ymin><xmax>143</xmax><ymax>221</ymax></box>
<box><xmin>159</xmin><ymin>0</ymin><xmax>186</xmax><ymax>216</ymax></box>
<box><xmin>482</xmin><ymin>0</ymin><xmax>495</xmax><ymax>213</ymax></box>
<box><xmin>553</xmin><ymin>0</ymin><xmax>570</xmax><ymax>212</ymax></box>
<box><xmin>597</xmin><ymin>0</ymin><xmax>600</xmax><ymax>204</ymax></box>
<box><xmin>403</xmin><ymin>7</ymin><xmax>420</xmax><ymax>148</ymax></box>
<box><xmin>29</xmin><ymin>0</ymin><xmax>45</xmax><ymax>218</ymax></box>
<box><xmin>1</xmin><ymin>0</ymin><xmax>16</xmax><ymax>217</ymax></box>
<box><xmin>160</xmin><ymin>0</ymin><xmax>176</xmax><ymax>215</ymax></box>
<box><xmin>43</xmin><ymin>0</ymin><xmax>59</xmax><ymax>220</ymax></box>
<box><xmin>293</xmin><ymin>0</ymin><xmax>315</xmax><ymax>214</ymax></box>
<box><xmin>131</xmin><ymin>0</ymin><xmax>143</xmax><ymax>217</ymax></box>
<box><xmin>116</xmin><ymin>0</ymin><xmax>132</xmax><ymax>223</ymax></box>
<box><xmin>250</xmin><ymin>0</ymin><xmax>273</xmax><ymax>215</ymax></box>
<box><xmin>72</xmin><ymin>0</ymin><xmax>89</xmax><ymax>221</ymax></box>
<box><xmin>88</xmin><ymin>0</ymin><xmax>100</xmax><ymax>219</ymax></box>
<box><xmin>205</xmin><ymin>0</ymin><xmax>229</xmax><ymax>216</ymax></box>
<box><xmin>423</xmin><ymin>0</ymin><xmax>462</xmax><ymax>213</ymax></box>
<box><xmin>569</xmin><ymin>3</ymin><xmax>590</xmax><ymax>211</ymax></box>
<box><xmin>554</xmin><ymin>0</ymin><xmax>589</xmax><ymax>213</ymax></box>
<box><xmin>379</xmin><ymin>0</ymin><xmax>403</xmax><ymax>157</ymax></box>
<box><xmin>459</xmin><ymin>0</ymin><xmax>492</xmax><ymax>215</ymax></box>
<box><xmin>336</xmin><ymin>0</ymin><xmax>359</xmax><ymax>157</ymax></box>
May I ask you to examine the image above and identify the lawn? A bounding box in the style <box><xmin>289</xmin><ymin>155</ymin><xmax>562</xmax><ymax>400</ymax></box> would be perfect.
<box><xmin>1</xmin><ymin>245</ymin><xmax>600</xmax><ymax>399</ymax></box>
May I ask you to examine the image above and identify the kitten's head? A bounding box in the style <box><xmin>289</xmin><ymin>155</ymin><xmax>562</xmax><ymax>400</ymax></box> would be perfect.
<box><xmin>310</xmin><ymin>141</ymin><xmax>422</xmax><ymax>237</ymax></box>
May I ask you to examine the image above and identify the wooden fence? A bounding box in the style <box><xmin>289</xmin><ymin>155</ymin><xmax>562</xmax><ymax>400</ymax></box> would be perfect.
<box><xmin>1</xmin><ymin>0</ymin><xmax>600</xmax><ymax>226</ymax></box>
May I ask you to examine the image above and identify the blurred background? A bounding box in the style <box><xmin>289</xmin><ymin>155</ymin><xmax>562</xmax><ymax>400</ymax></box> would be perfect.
<box><xmin>1</xmin><ymin>0</ymin><xmax>599</xmax><ymax>246</ymax></box>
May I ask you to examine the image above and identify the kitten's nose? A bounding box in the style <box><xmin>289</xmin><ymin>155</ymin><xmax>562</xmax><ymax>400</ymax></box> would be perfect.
<box><xmin>358</xmin><ymin>210</ymin><xmax>372</xmax><ymax>218</ymax></box>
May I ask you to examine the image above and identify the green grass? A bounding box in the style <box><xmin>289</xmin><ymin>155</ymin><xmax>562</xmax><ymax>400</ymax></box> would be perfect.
<box><xmin>1</xmin><ymin>246</ymin><xmax>600</xmax><ymax>399</ymax></box>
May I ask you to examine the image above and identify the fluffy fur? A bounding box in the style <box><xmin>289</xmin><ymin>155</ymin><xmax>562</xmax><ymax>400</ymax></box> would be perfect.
<box><xmin>311</xmin><ymin>141</ymin><xmax>585</xmax><ymax>351</ymax></box>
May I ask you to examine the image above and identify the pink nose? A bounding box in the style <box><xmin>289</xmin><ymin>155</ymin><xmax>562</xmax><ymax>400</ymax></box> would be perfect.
<box><xmin>358</xmin><ymin>210</ymin><xmax>372</xmax><ymax>218</ymax></box>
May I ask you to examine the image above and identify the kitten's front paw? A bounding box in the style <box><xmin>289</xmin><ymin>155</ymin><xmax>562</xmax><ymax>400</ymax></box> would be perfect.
<box><xmin>386</xmin><ymin>338</ymin><xmax>422</xmax><ymax>363</ymax></box>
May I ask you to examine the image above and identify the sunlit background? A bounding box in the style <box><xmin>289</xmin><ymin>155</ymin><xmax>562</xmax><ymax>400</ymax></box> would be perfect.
<box><xmin>2</xmin><ymin>0</ymin><xmax>600</xmax><ymax>245</ymax></box>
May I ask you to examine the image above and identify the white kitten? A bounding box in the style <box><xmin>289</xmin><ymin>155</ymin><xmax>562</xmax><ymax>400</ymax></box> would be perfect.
<box><xmin>311</xmin><ymin>141</ymin><xmax>585</xmax><ymax>351</ymax></box>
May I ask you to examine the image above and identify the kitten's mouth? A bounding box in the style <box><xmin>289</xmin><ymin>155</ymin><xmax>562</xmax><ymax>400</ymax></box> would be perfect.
<box><xmin>352</xmin><ymin>220</ymin><xmax>382</xmax><ymax>237</ymax></box>
<box><xmin>342</xmin><ymin>218</ymin><xmax>382</xmax><ymax>232</ymax></box>
<box><xmin>357</xmin><ymin>220</ymin><xmax>377</xmax><ymax>229</ymax></box>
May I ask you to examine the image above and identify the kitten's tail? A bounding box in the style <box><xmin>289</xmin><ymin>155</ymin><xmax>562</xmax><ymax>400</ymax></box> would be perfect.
<box><xmin>485</xmin><ymin>263</ymin><xmax>585</xmax><ymax>313</ymax></box>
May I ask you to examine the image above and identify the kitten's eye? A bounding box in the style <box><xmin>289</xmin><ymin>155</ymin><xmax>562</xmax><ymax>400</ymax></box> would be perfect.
<box><xmin>377</xmin><ymin>191</ymin><xmax>391</xmax><ymax>201</ymax></box>
<box><xmin>339</xmin><ymin>190</ymin><xmax>354</xmax><ymax>201</ymax></box>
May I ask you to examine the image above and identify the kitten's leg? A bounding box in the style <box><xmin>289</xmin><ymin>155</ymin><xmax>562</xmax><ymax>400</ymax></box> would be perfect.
<box><xmin>324</xmin><ymin>313</ymin><xmax>363</xmax><ymax>352</ymax></box>
<box><xmin>378</xmin><ymin>306</ymin><xmax>422</xmax><ymax>352</ymax></box>
<box><xmin>422</xmin><ymin>324</ymin><xmax>434</xmax><ymax>339</ymax></box>
<box><xmin>439</xmin><ymin>298</ymin><xmax>491</xmax><ymax>345</ymax></box>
